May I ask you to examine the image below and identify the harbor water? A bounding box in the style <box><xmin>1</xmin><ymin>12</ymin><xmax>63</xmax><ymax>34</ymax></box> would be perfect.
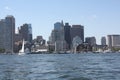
<box><xmin>0</xmin><ymin>53</ymin><xmax>120</xmax><ymax>80</ymax></box>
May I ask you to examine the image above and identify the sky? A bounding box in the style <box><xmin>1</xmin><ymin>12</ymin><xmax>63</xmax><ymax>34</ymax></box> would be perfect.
<box><xmin>0</xmin><ymin>0</ymin><xmax>120</xmax><ymax>44</ymax></box>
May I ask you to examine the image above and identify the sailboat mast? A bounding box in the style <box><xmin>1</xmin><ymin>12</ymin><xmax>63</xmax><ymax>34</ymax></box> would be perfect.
<box><xmin>22</xmin><ymin>39</ymin><xmax>24</xmax><ymax>52</ymax></box>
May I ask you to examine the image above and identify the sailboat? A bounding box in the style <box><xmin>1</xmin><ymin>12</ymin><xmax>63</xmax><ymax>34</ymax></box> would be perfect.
<box><xmin>18</xmin><ymin>39</ymin><xmax>25</xmax><ymax>55</ymax></box>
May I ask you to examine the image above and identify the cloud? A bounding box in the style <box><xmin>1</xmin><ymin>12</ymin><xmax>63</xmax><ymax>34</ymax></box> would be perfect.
<box><xmin>4</xmin><ymin>6</ymin><xmax>11</xmax><ymax>10</ymax></box>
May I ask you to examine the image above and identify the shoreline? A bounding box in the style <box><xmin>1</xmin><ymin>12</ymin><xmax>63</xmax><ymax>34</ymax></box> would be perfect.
<box><xmin>0</xmin><ymin>51</ymin><xmax>120</xmax><ymax>55</ymax></box>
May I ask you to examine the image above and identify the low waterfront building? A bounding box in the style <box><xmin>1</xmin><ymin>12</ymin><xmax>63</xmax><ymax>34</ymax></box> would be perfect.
<box><xmin>31</xmin><ymin>36</ymin><xmax>47</xmax><ymax>53</ymax></box>
<box><xmin>85</xmin><ymin>37</ymin><xmax>96</xmax><ymax>46</ymax></box>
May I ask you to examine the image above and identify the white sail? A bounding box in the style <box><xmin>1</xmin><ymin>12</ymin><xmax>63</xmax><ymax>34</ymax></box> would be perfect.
<box><xmin>18</xmin><ymin>39</ymin><xmax>25</xmax><ymax>55</ymax></box>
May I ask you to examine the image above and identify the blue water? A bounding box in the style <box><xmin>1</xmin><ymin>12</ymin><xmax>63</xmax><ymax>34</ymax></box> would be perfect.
<box><xmin>0</xmin><ymin>53</ymin><xmax>120</xmax><ymax>80</ymax></box>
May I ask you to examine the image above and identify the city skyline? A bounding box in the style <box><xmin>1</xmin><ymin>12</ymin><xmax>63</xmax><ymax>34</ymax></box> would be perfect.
<box><xmin>0</xmin><ymin>0</ymin><xmax>120</xmax><ymax>44</ymax></box>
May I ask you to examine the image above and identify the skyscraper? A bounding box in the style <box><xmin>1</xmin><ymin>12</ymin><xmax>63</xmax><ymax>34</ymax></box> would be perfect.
<box><xmin>19</xmin><ymin>23</ymin><xmax>32</xmax><ymax>43</ymax></box>
<box><xmin>54</xmin><ymin>21</ymin><xmax>65</xmax><ymax>41</ymax></box>
<box><xmin>49</xmin><ymin>21</ymin><xmax>67</xmax><ymax>51</ymax></box>
<box><xmin>0</xmin><ymin>19</ymin><xmax>5</xmax><ymax>50</ymax></box>
<box><xmin>64</xmin><ymin>23</ymin><xmax>71</xmax><ymax>49</ymax></box>
<box><xmin>101</xmin><ymin>37</ymin><xmax>106</xmax><ymax>45</ymax></box>
<box><xmin>28</xmin><ymin>24</ymin><xmax>32</xmax><ymax>43</ymax></box>
<box><xmin>71</xmin><ymin>25</ymin><xmax>84</xmax><ymax>43</ymax></box>
<box><xmin>107</xmin><ymin>35</ymin><xmax>112</xmax><ymax>48</ymax></box>
<box><xmin>54</xmin><ymin>22</ymin><xmax>62</xmax><ymax>30</ymax></box>
<box><xmin>0</xmin><ymin>15</ymin><xmax>15</xmax><ymax>53</ymax></box>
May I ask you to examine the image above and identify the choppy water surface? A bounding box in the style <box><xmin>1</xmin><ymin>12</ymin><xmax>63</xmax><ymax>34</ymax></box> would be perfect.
<box><xmin>0</xmin><ymin>53</ymin><xmax>120</xmax><ymax>80</ymax></box>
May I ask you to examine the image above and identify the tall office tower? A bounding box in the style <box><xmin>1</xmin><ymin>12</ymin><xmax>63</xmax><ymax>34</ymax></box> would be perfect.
<box><xmin>0</xmin><ymin>19</ymin><xmax>5</xmax><ymax>50</ymax></box>
<box><xmin>107</xmin><ymin>35</ymin><xmax>120</xmax><ymax>48</ymax></box>
<box><xmin>54</xmin><ymin>22</ymin><xmax>62</xmax><ymax>31</ymax></box>
<box><xmin>64</xmin><ymin>23</ymin><xmax>71</xmax><ymax>49</ymax></box>
<box><xmin>49</xmin><ymin>30</ymin><xmax>56</xmax><ymax>43</ymax></box>
<box><xmin>54</xmin><ymin>21</ymin><xmax>65</xmax><ymax>41</ymax></box>
<box><xmin>101</xmin><ymin>37</ymin><xmax>106</xmax><ymax>45</ymax></box>
<box><xmin>71</xmin><ymin>25</ymin><xmax>84</xmax><ymax>43</ymax></box>
<box><xmin>107</xmin><ymin>35</ymin><xmax>112</xmax><ymax>48</ymax></box>
<box><xmin>19</xmin><ymin>23</ymin><xmax>32</xmax><ymax>43</ymax></box>
<box><xmin>53</xmin><ymin>22</ymin><xmax>62</xmax><ymax>41</ymax></box>
<box><xmin>0</xmin><ymin>15</ymin><xmax>15</xmax><ymax>53</ymax></box>
<box><xmin>49</xmin><ymin>20</ymin><xmax>66</xmax><ymax>51</ymax></box>
<box><xmin>28</xmin><ymin>24</ymin><xmax>32</xmax><ymax>43</ymax></box>
<box><xmin>5</xmin><ymin>16</ymin><xmax>15</xmax><ymax>53</ymax></box>
<box><xmin>85</xmin><ymin>37</ymin><xmax>96</xmax><ymax>46</ymax></box>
